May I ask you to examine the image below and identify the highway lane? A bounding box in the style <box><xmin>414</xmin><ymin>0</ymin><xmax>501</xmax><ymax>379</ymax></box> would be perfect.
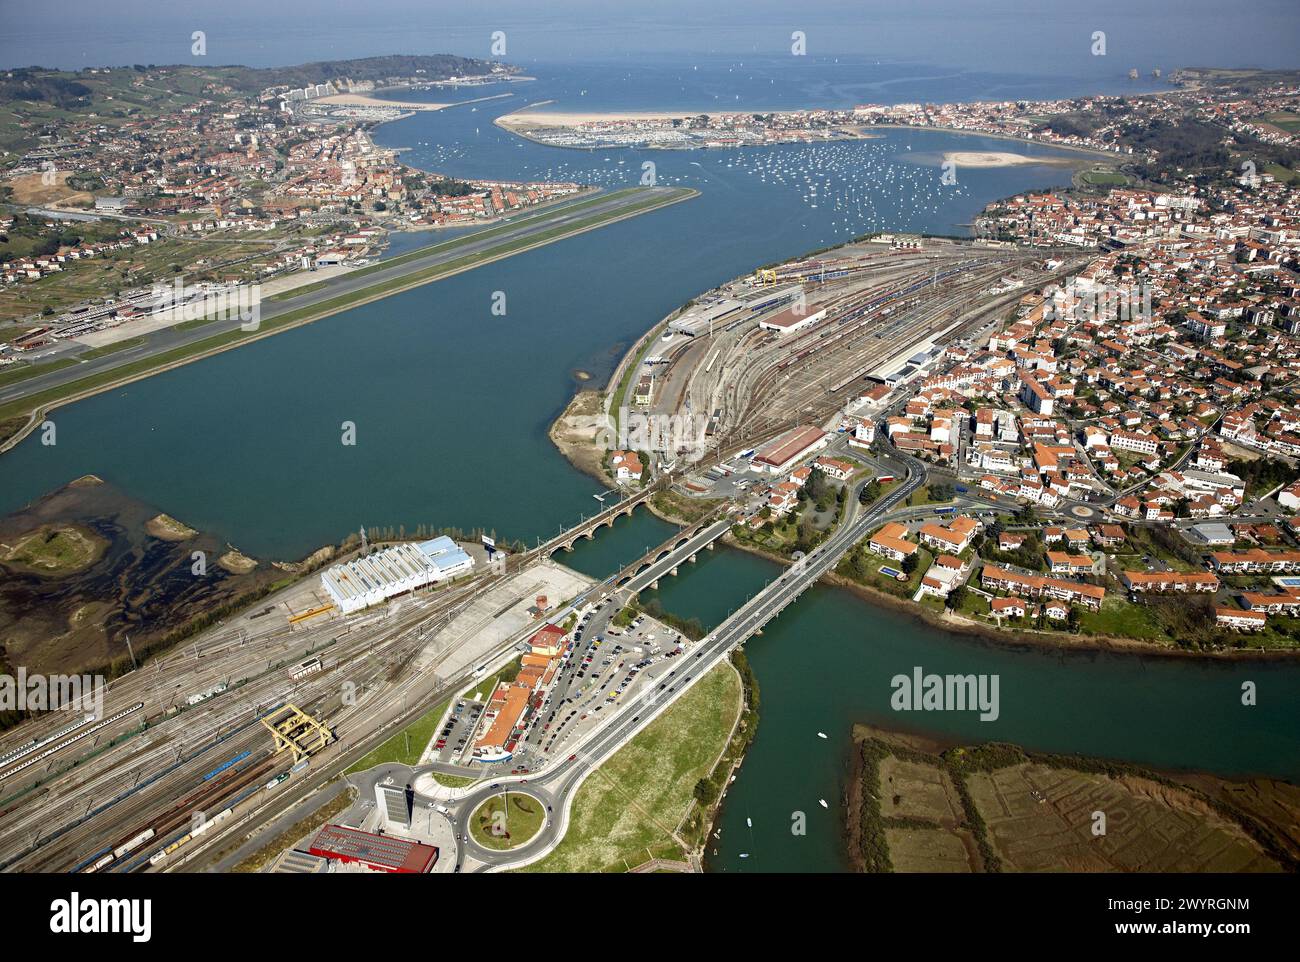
<box><xmin>0</xmin><ymin>187</ymin><xmax>690</xmax><ymax>409</ymax></box>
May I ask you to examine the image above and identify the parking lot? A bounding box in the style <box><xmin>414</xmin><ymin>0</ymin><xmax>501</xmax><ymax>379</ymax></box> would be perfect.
<box><xmin>511</xmin><ymin>599</ymin><xmax>693</xmax><ymax>771</ymax></box>
<box><xmin>430</xmin><ymin>694</ymin><xmax>487</xmax><ymax>765</ymax></box>
<box><xmin>423</xmin><ymin>597</ymin><xmax>695</xmax><ymax>774</ymax></box>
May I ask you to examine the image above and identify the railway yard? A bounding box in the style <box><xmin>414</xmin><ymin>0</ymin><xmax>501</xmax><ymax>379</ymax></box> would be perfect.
<box><xmin>0</xmin><ymin>562</ymin><xmax>524</xmax><ymax>873</ymax></box>
<box><xmin>0</xmin><ymin>236</ymin><xmax>1093</xmax><ymax>876</ymax></box>
<box><xmin>635</xmin><ymin>240</ymin><xmax>1089</xmax><ymax>455</ymax></box>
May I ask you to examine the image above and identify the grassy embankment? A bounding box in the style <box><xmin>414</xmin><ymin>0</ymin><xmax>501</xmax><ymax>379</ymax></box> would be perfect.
<box><xmin>344</xmin><ymin>657</ymin><xmax>522</xmax><ymax>774</ymax></box>
<box><xmin>343</xmin><ymin>697</ymin><xmax>453</xmax><ymax>773</ymax></box>
<box><xmin>517</xmin><ymin>661</ymin><xmax>741</xmax><ymax>872</ymax></box>
<box><xmin>231</xmin><ymin>787</ymin><xmax>356</xmax><ymax>873</ymax></box>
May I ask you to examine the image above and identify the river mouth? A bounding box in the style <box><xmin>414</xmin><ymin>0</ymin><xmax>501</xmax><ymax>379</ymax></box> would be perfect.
<box><xmin>0</xmin><ymin>57</ymin><xmax>1296</xmax><ymax>875</ymax></box>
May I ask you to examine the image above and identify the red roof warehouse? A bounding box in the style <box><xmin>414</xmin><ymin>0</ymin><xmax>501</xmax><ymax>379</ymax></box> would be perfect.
<box><xmin>752</xmin><ymin>425</ymin><xmax>829</xmax><ymax>473</ymax></box>
<box><xmin>308</xmin><ymin>824</ymin><xmax>439</xmax><ymax>873</ymax></box>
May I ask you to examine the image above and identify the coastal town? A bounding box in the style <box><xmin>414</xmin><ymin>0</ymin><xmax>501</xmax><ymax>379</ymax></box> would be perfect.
<box><xmin>0</xmin><ymin>56</ymin><xmax>581</xmax><ymax>346</ymax></box>
<box><xmin>584</xmin><ymin>74</ymin><xmax>1300</xmax><ymax>652</ymax></box>
<box><xmin>0</xmin><ymin>3</ymin><xmax>1298</xmax><ymax>902</ymax></box>
<box><xmin>644</xmin><ymin>184</ymin><xmax>1300</xmax><ymax>649</ymax></box>
<box><xmin>495</xmin><ymin>66</ymin><xmax>1300</xmax><ymax>162</ymax></box>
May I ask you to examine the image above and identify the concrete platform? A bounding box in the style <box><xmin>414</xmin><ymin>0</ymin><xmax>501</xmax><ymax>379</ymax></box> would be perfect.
<box><xmin>412</xmin><ymin>558</ymin><xmax>595</xmax><ymax>682</ymax></box>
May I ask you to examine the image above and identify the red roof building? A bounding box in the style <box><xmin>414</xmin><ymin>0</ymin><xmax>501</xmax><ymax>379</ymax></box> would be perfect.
<box><xmin>308</xmin><ymin>824</ymin><xmax>438</xmax><ymax>873</ymax></box>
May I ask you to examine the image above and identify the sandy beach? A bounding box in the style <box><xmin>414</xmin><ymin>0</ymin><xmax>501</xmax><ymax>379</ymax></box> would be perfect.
<box><xmin>942</xmin><ymin>150</ymin><xmax>1067</xmax><ymax>168</ymax></box>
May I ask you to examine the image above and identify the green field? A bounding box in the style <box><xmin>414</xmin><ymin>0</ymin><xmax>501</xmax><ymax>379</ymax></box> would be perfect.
<box><xmin>1079</xmin><ymin>168</ymin><xmax>1129</xmax><ymax>188</ymax></box>
<box><xmin>2</xmin><ymin>523</ymin><xmax>107</xmax><ymax>573</ymax></box>
<box><xmin>345</xmin><ymin>696</ymin><xmax>451</xmax><ymax>773</ymax></box>
<box><xmin>1263</xmin><ymin>112</ymin><xmax>1300</xmax><ymax>134</ymax></box>
<box><xmin>1076</xmin><ymin>594</ymin><xmax>1166</xmax><ymax>641</ymax></box>
<box><xmin>429</xmin><ymin>771</ymin><xmax>478</xmax><ymax>788</ymax></box>
<box><xmin>905</xmin><ymin>484</ymin><xmax>955</xmax><ymax>507</ymax></box>
<box><xmin>517</xmin><ymin>662</ymin><xmax>741</xmax><ymax>873</ymax></box>
<box><xmin>1263</xmin><ymin>163</ymin><xmax>1300</xmax><ymax>186</ymax></box>
<box><xmin>470</xmin><ymin>792</ymin><xmax>547</xmax><ymax>850</ymax></box>
<box><xmin>460</xmin><ymin>656</ymin><xmax>522</xmax><ymax>704</ymax></box>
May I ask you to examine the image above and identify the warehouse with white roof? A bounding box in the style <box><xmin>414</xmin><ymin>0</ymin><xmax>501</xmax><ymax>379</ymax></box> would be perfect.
<box><xmin>321</xmin><ymin>537</ymin><xmax>476</xmax><ymax>614</ymax></box>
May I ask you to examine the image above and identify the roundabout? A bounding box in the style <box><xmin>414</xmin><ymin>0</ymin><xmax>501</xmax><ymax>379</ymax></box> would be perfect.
<box><xmin>467</xmin><ymin>789</ymin><xmax>548</xmax><ymax>851</ymax></box>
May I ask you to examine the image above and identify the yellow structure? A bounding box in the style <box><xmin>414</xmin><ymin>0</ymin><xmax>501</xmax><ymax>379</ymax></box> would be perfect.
<box><xmin>260</xmin><ymin>703</ymin><xmax>333</xmax><ymax>762</ymax></box>
<box><xmin>754</xmin><ymin>268</ymin><xmax>778</xmax><ymax>286</ymax></box>
<box><xmin>289</xmin><ymin>603</ymin><xmax>335</xmax><ymax>626</ymax></box>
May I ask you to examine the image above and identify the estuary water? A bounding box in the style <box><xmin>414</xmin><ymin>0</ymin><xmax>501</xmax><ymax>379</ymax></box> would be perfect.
<box><xmin>0</xmin><ymin>59</ymin><xmax>1296</xmax><ymax>873</ymax></box>
<box><xmin>0</xmin><ymin>66</ymin><xmax>1096</xmax><ymax>556</ymax></box>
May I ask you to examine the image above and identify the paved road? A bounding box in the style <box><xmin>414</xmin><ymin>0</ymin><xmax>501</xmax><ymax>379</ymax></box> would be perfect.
<box><xmin>451</xmin><ymin>451</ymin><xmax>925</xmax><ymax>870</ymax></box>
<box><xmin>0</xmin><ymin>188</ymin><xmax>688</xmax><ymax>409</ymax></box>
<box><xmin>618</xmin><ymin>518</ymin><xmax>733</xmax><ymax>594</ymax></box>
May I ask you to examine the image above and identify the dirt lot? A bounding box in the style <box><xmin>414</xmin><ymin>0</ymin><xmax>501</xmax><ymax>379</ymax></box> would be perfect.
<box><xmin>5</xmin><ymin>170</ymin><xmax>94</xmax><ymax>207</ymax></box>
<box><xmin>548</xmin><ymin>388</ymin><xmax>614</xmax><ymax>483</ymax></box>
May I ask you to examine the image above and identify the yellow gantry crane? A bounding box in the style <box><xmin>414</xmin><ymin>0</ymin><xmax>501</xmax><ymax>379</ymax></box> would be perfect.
<box><xmin>754</xmin><ymin>268</ymin><xmax>778</xmax><ymax>286</ymax></box>
<box><xmin>260</xmin><ymin>703</ymin><xmax>334</xmax><ymax>762</ymax></box>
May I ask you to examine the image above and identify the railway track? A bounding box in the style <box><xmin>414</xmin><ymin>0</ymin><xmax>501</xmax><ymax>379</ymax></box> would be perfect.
<box><xmin>670</xmin><ymin>248</ymin><xmax>1086</xmax><ymax>463</ymax></box>
<box><xmin>0</xmin><ymin>573</ymin><xmax>493</xmax><ymax>872</ymax></box>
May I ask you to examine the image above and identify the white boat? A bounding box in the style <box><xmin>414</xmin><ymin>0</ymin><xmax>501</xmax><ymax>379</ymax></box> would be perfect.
<box><xmin>817</xmin><ymin>732</ymin><xmax>827</xmax><ymax>739</ymax></box>
<box><xmin>818</xmin><ymin>799</ymin><xmax>828</xmax><ymax>809</ymax></box>
<box><xmin>739</xmin><ymin>853</ymin><xmax>749</xmax><ymax>859</ymax></box>
<box><xmin>745</xmin><ymin>817</ymin><xmax>752</xmax><ymax>828</ymax></box>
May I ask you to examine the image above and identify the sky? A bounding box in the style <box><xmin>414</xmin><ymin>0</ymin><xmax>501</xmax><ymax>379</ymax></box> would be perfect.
<box><xmin>1</xmin><ymin>0</ymin><xmax>1297</xmax><ymax>73</ymax></box>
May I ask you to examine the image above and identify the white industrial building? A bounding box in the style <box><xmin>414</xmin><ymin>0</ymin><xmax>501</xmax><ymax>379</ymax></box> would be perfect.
<box><xmin>669</xmin><ymin>298</ymin><xmax>746</xmax><ymax>337</ymax></box>
<box><xmin>758</xmin><ymin>305</ymin><xmax>826</xmax><ymax>334</ymax></box>
<box><xmin>321</xmin><ymin>536</ymin><xmax>475</xmax><ymax>614</ymax></box>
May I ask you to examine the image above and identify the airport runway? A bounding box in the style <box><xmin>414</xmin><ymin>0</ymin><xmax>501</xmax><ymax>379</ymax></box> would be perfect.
<box><xmin>0</xmin><ymin>187</ymin><xmax>692</xmax><ymax>410</ymax></box>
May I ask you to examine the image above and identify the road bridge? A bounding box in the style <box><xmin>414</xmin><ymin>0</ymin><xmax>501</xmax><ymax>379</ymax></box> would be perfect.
<box><xmin>452</xmin><ymin>452</ymin><xmax>926</xmax><ymax>870</ymax></box>
<box><xmin>615</xmin><ymin>516</ymin><xmax>733</xmax><ymax>593</ymax></box>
